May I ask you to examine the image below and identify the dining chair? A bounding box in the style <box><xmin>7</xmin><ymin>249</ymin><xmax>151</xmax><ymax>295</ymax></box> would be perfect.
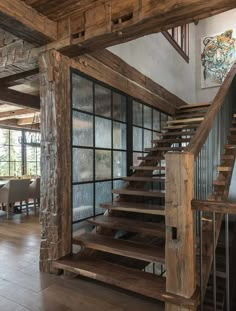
<box><xmin>29</xmin><ymin>177</ymin><xmax>40</xmax><ymax>215</ymax></box>
<box><xmin>0</xmin><ymin>179</ymin><xmax>31</xmax><ymax>219</ymax></box>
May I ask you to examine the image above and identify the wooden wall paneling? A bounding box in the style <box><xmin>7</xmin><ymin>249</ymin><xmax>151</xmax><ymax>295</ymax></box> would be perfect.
<box><xmin>39</xmin><ymin>49</ymin><xmax>71</xmax><ymax>273</ymax></box>
<box><xmin>165</xmin><ymin>152</ymin><xmax>197</xmax><ymax>310</ymax></box>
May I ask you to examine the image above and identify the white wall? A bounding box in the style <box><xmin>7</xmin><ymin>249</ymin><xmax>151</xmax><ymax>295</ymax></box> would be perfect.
<box><xmin>195</xmin><ymin>9</ymin><xmax>236</xmax><ymax>103</ymax></box>
<box><xmin>109</xmin><ymin>23</ymin><xmax>197</xmax><ymax>104</ymax></box>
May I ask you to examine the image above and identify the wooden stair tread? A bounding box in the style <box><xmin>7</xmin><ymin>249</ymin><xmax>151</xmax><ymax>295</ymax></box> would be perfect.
<box><xmin>87</xmin><ymin>215</ymin><xmax>166</xmax><ymax>237</ymax></box>
<box><xmin>175</xmin><ymin>112</ymin><xmax>206</xmax><ymax>119</ymax></box>
<box><xmin>217</xmin><ymin>166</ymin><xmax>233</xmax><ymax>172</ymax></box>
<box><xmin>152</xmin><ymin>138</ymin><xmax>191</xmax><ymax>144</ymax></box>
<box><xmin>130</xmin><ymin>166</ymin><xmax>165</xmax><ymax>171</ymax></box>
<box><xmin>137</xmin><ymin>156</ymin><xmax>164</xmax><ymax>161</ymax></box>
<box><xmin>222</xmin><ymin>155</ymin><xmax>234</xmax><ymax>160</ymax></box>
<box><xmin>145</xmin><ymin>146</ymin><xmax>184</xmax><ymax>152</ymax></box>
<box><xmin>155</xmin><ymin>131</ymin><xmax>195</xmax><ymax>137</ymax></box>
<box><xmin>123</xmin><ymin>176</ymin><xmax>165</xmax><ymax>182</ymax></box>
<box><xmin>100</xmin><ymin>201</ymin><xmax>165</xmax><ymax>215</ymax></box>
<box><xmin>167</xmin><ymin>117</ymin><xmax>204</xmax><ymax>124</ymax></box>
<box><xmin>213</xmin><ymin>180</ymin><xmax>226</xmax><ymax>186</ymax></box>
<box><xmin>53</xmin><ymin>254</ymin><xmax>198</xmax><ymax>307</ymax></box>
<box><xmin>112</xmin><ymin>188</ymin><xmax>165</xmax><ymax>198</ymax></box>
<box><xmin>163</xmin><ymin>124</ymin><xmax>199</xmax><ymax>130</ymax></box>
<box><xmin>73</xmin><ymin>233</ymin><xmax>165</xmax><ymax>263</ymax></box>
<box><xmin>178</xmin><ymin>102</ymin><xmax>210</xmax><ymax>109</ymax></box>
<box><xmin>224</xmin><ymin>144</ymin><xmax>236</xmax><ymax>149</ymax></box>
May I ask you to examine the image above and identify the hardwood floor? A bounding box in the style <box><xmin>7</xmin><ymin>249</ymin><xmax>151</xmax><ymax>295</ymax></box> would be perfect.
<box><xmin>0</xmin><ymin>214</ymin><xmax>164</xmax><ymax>311</ymax></box>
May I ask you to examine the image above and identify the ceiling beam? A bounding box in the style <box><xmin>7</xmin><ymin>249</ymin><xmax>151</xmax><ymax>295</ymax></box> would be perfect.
<box><xmin>0</xmin><ymin>69</ymin><xmax>39</xmax><ymax>86</ymax></box>
<box><xmin>53</xmin><ymin>0</ymin><xmax>236</xmax><ymax>57</ymax></box>
<box><xmin>0</xmin><ymin>0</ymin><xmax>57</xmax><ymax>45</ymax></box>
<box><xmin>0</xmin><ymin>119</ymin><xmax>40</xmax><ymax>131</ymax></box>
<box><xmin>0</xmin><ymin>108</ymin><xmax>37</xmax><ymax>120</ymax></box>
<box><xmin>0</xmin><ymin>88</ymin><xmax>40</xmax><ymax>110</ymax></box>
<box><xmin>17</xmin><ymin>117</ymin><xmax>37</xmax><ymax>125</ymax></box>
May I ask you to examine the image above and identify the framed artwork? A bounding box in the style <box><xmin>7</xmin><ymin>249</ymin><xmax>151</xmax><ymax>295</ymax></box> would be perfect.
<box><xmin>201</xmin><ymin>29</ymin><xmax>236</xmax><ymax>89</ymax></box>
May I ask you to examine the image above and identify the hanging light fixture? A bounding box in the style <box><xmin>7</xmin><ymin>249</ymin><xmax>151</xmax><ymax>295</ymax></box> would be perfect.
<box><xmin>18</xmin><ymin>113</ymin><xmax>41</xmax><ymax>146</ymax></box>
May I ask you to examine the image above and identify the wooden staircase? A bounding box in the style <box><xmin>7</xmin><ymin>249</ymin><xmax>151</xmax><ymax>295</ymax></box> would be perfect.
<box><xmin>54</xmin><ymin>101</ymin><xmax>234</xmax><ymax>308</ymax></box>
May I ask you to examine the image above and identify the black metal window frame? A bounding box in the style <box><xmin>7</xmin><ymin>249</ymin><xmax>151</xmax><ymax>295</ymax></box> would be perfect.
<box><xmin>71</xmin><ymin>68</ymin><xmax>170</xmax><ymax>225</ymax></box>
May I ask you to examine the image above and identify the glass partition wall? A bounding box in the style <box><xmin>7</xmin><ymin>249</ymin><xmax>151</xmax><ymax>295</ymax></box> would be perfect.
<box><xmin>71</xmin><ymin>70</ymin><xmax>169</xmax><ymax>229</ymax></box>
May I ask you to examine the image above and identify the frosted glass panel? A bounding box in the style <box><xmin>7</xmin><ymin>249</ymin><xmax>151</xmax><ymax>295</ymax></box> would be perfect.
<box><xmin>72</xmin><ymin>74</ymin><xmax>93</xmax><ymax>113</ymax></box>
<box><xmin>113</xmin><ymin>122</ymin><xmax>127</xmax><ymax>150</ymax></box>
<box><xmin>113</xmin><ymin>151</ymin><xmax>127</xmax><ymax>178</ymax></box>
<box><xmin>113</xmin><ymin>180</ymin><xmax>126</xmax><ymax>199</ymax></box>
<box><xmin>95</xmin><ymin>84</ymin><xmax>111</xmax><ymax>118</ymax></box>
<box><xmin>144</xmin><ymin>130</ymin><xmax>152</xmax><ymax>150</ymax></box>
<box><xmin>153</xmin><ymin>109</ymin><xmax>160</xmax><ymax>131</ymax></box>
<box><xmin>144</xmin><ymin>105</ymin><xmax>152</xmax><ymax>129</ymax></box>
<box><xmin>133</xmin><ymin>126</ymin><xmax>142</xmax><ymax>152</ymax></box>
<box><xmin>73</xmin><ymin>148</ymin><xmax>93</xmax><ymax>183</ymax></box>
<box><xmin>95</xmin><ymin>150</ymin><xmax>111</xmax><ymax>180</ymax></box>
<box><xmin>73</xmin><ymin>111</ymin><xmax>93</xmax><ymax>147</ymax></box>
<box><xmin>73</xmin><ymin>183</ymin><xmax>94</xmax><ymax>222</ymax></box>
<box><xmin>133</xmin><ymin>101</ymin><xmax>142</xmax><ymax>126</ymax></box>
<box><xmin>161</xmin><ymin>113</ymin><xmax>168</xmax><ymax>129</ymax></box>
<box><xmin>133</xmin><ymin>152</ymin><xmax>142</xmax><ymax>166</ymax></box>
<box><xmin>113</xmin><ymin>92</ymin><xmax>127</xmax><ymax>122</ymax></box>
<box><xmin>95</xmin><ymin>117</ymin><xmax>111</xmax><ymax>148</ymax></box>
<box><xmin>95</xmin><ymin>181</ymin><xmax>112</xmax><ymax>214</ymax></box>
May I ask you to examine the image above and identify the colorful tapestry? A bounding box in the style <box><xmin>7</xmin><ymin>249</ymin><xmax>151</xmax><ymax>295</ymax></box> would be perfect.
<box><xmin>201</xmin><ymin>29</ymin><xmax>236</xmax><ymax>88</ymax></box>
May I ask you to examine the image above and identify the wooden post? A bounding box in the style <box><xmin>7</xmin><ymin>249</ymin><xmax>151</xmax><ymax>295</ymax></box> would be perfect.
<box><xmin>165</xmin><ymin>152</ymin><xmax>196</xmax><ymax>311</ymax></box>
<box><xmin>39</xmin><ymin>49</ymin><xmax>72</xmax><ymax>273</ymax></box>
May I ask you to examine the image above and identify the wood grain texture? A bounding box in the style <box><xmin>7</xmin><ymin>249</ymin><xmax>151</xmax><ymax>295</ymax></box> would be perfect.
<box><xmin>192</xmin><ymin>200</ymin><xmax>236</xmax><ymax>214</ymax></box>
<box><xmin>186</xmin><ymin>63</ymin><xmax>236</xmax><ymax>157</ymax></box>
<box><xmin>0</xmin><ymin>0</ymin><xmax>57</xmax><ymax>45</ymax></box>
<box><xmin>39</xmin><ymin>49</ymin><xmax>71</xmax><ymax>273</ymax></box>
<box><xmin>165</xmin><ymin>152</ymin><xmax>196</xmax><ymax>299</ymax></box>
<box><xmin>0</xmin><ymin>88</ymin><xmax>40</xmax><ymax>109</ymax></box>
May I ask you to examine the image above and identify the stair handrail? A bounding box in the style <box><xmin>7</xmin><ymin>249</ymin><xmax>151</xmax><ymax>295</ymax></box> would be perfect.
<box><xmin>185</xmin><ymin>62</ymin><xmax>236</xmax><ymax>158</ymax></box>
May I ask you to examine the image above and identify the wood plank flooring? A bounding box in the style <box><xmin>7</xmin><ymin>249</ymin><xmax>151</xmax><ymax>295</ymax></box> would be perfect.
<box><xmin>0</xmin><ymin>214</ymin><xmax>164</xmax><ymax>311</ymax></box>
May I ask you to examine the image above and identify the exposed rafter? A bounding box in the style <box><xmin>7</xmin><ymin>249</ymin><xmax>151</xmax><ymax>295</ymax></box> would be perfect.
<box><xmin>0</xmin><ymin>68</ymin><xmax>39</xmax><ymax>86</ymax></box>
<box><xmin>0</xmin><ymin>88</ymin><xmax>40</xmax><ymax>110</ymax></box>
<box><xmin>0</xmin><ymin>0</ymin><xmax>57</xmax><ymax>45</ymax></box>
<box><xmin>0</xmin><ymin>108</ymin><xmax>37</xmax><ymax>120</ymax></box>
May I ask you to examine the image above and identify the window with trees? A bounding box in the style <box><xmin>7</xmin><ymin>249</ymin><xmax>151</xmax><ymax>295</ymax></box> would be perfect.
<box><xmin>0</xmin><ymin>128</ymin><xmax>41</xmax><ymax>177</ymax></box>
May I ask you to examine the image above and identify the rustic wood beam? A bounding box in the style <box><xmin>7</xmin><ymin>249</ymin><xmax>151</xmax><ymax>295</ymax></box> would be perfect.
<box><xmin>90</xmin><ymin>49</ymin><xmax>187</xmax><ymax>107</ymax></box>
<box><xmin>0</xmin><ymin>118</ymin><xmax>40</xmax><ymax>130</ymax></box>
<box><xmin>17</xmin><ymin>117</ymin><xmax>37</xmax><ymax>125</ymax></box>
<box><xmin>0</xmin><ymin>68</ymin><xmax>39</xmax><ymax>86</ymax></box>
<box><xmin>0</xmin><ymin>88</ymin><xmax>40</xmax><ymax>110</ymax></box>
<box><xmin>192</xmin><ymin>199</ymin><xmax>236</xmax><ymax>214</ymax></box>
<box><xmin>0</xmin><ymin>0</ymin><xmax>57</xmax><ymax>45</ymax></box>
<box><xmin>54</xmin><ymin>0</ymin><xmax>236</xmax><ymax>57</ymax></box>
<box><xmin>0</xmin><ymin>108</ymin><xmax>37</xmax><ymax>120</ymax></box>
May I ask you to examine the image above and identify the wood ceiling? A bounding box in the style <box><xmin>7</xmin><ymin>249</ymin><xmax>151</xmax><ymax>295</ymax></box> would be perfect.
<box><xmin>23</xmin><ymin>0</ymin><xmax>101</xmax><ymax>21</ymax></box>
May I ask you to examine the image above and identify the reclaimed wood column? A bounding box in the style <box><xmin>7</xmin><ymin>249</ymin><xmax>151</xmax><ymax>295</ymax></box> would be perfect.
<box><xmin>39</xmin><ymin>49</ymin><xmax>72</xmax><ymax>273</ymax></box>
<box><xmin>165</xmin><ymin>152</ymin><xmax>196</xmax><ymax>311</ymax></box>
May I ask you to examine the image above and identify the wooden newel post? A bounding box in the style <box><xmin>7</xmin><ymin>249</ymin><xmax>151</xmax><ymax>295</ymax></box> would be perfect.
<box><xmin>165</xmin><ymin>152</ymin><xmax>196</xmax><ymax>311</ymax></box>
<box><xmin>39</xmin><ymin>49</ymin><xmax>72</xmax><ymax>273</ymax></box>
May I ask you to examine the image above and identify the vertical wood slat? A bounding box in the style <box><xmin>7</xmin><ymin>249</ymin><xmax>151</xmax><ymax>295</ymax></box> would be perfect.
<box><xmin>39</xmin><ymin>49</ymin><xmax>72</xmax><ymax>273</ymax></box>
<box><xmin>165</xmin><ymin>152</ymin><xmax>196</xmax><ymax>311</ymax></box>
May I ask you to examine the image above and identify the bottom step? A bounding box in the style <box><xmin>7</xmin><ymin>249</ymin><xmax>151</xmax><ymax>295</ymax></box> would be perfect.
<box><xmin>53</xmin><ymin>255</ymin><xmax>198</xmax><ymax>308</ymax></box>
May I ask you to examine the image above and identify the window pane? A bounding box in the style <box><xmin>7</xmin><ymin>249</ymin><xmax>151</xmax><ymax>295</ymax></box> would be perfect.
<box><xmin>143</xmin><ymin>106</ymin><xmax>152</xmax><ymax>129</ymax></box>
<box><xmin>0</xmin><ymin>162</ymin><xmax>9</xmax><ymax>176</ymax></box>
<box><xmin>95</xmin><ymin>181</ymin><xmax>112</xmax><ymax>214</ymax></box>
<box><xmin>72</xmin><ymin>74</ymin><xmax>93</xmax><ymax>113</ymax></box>
<box><xmin>161</xmin><ymin>113</ymin><xmax>168</xmax><ymax>129</ymax></box>
<box><xmin>10</xmin><ymin>146</ymin><xmax>22</xmax><ymax>162</ymax></box>
<box><xmin>113</xmin><ymin>122</ymin><xmax>127</xmax><ymax>150</ymax></box>
<box><xmin>10</xmin><ymin>130</ymin><xmax>22</xmax><ymax>146</ymax></box>
<box><xmin>26</xmin><ymin>162</ymin><xmax>37</xmax><ymax>175</ymax></box>
<box><xmin>113</xmin><ymin>92</ymin><xmax>127</xmax><ymax>122</ymax></box>
<box><xmin>73</xmin><ymin>183</ymin><xmax>94</xmax><ymax>222</ymax></box>
<box><xmin>133</xmin><ymin>152</ymin><xmax>142</xmax><ymax>166</ymax></box>
<box><xmin>0</xmin><ymin>129</ymin><xmax>9</xmax><ymax>146</ymax></box>
<box><xmin>113</xmin><ymin>151</ymin><xmax>127</xmax><ymax>178</ymax></box>
<box><xmin>10</xmin><ymin>162</ymin><xmax>22</xmax><ymax>176</ymax></box>
<box><xmin>0</xmin><ymin>146</ymin><xmax>9</xmax><ymax>162</ymax></box>
<box><xmin>95</xmin><ymin>84</ymin><xmax>111</xmax><ymax>118</ymax></box>
<box><xmin>95</xmin><ymin>117</ymin><xmax>111</xmax><ymax>148</ymax></box>
<box><xmin>95</xmin><ymin>150</ymin><xmax>111</xmax><ymax>180</ymax></box>
<box><xmin>144</xmin><ymin>130</ymin><xmax>152</xmax><ymax>150</ymax></box>
<box><xmin>113</xmin><ymin>180</ymin><xmax>126</xmax><ymax>199</ymax></box>
<box><xmin>153</xmin><ymin>110</ymin><xmax>160</xmax><ymax>131</ymax></box>
<box><xmin>73</xmin><ymin>148</ymin><xmax>93</xmax><ymax>183</ymax></box>
<box><xmin>133</xmin><ymin>126</ymin><xmax>142</xmax><ymax>152</ymax></box>
<box><xmin>73</xmin><ymin>111</ymin><xmax>93</xmax><ymax>147</ymax></box>
<box><xmin>133</xmin><ymin>101</ymin><xmax>142</xmax><ymax>126</ymax></box>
